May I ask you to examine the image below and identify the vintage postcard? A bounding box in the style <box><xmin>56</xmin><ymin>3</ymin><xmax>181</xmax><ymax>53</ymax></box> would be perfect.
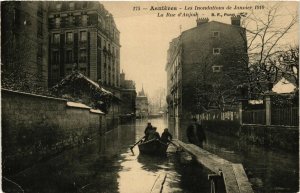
<box><xmin>1</xmin><ymin>1</ymin><xmax>299</xmax><ymax>193</ymax></box>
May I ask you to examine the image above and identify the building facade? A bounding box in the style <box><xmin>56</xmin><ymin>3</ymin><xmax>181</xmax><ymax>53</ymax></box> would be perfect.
<box><xmin>166</xmin><ymin>17</ymin><xmax>248</xmax><ymax>140</ymax></box>
<box><xmin>136</xmin><ymin>87</ymin><xmax>149</xmax><ymax>119</ymax></box>
<box><xmin>1</xmin><ymin>1</ymin><xmax>49</xmax><ymax>88</ymax></box>
<box><xmin>120</xmin><ymin>71</ymin><xmax>137</xmax><ymax>116</ymax></box>
<box><xmin>47</xmin><ymin>1</ymin><xmax>121</xmax><ymax>92</ymax></box>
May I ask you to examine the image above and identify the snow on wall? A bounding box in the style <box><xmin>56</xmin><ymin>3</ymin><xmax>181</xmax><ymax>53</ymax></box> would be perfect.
<box><xmin>67</xmin><ymin>101</ymin><xmax>91</xmax><ymax>109</ymax></box>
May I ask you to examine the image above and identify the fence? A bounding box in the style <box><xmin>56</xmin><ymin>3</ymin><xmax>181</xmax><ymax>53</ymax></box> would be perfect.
<box><xmin>197</xmin><ymin>106</ymin><xmax>298</xmax><ymax>126</ymax></box>
<box><xmin>271</xmin><ymin>107</ymin><xmax>298</xmax><ymax>126</ymax></box>
<box><xmin>199</xmin><ymin>110</ymin><xmax>239</xmax><ymax>122</ymax></box>
<box><xmin>242</xmin><ymin>109</ymin><xmax>266</xmax><ymax>125</ymax></box>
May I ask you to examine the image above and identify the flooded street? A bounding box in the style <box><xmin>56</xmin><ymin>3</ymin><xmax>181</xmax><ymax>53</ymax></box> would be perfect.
<box><xmin>204</xmin><ymin>132</ymin><xmax>299</xmax><ymax>193</ymax></box>
<box><xmin>4</xmin><ymin>118</ymin><xmax>298</xmax><ymax>193</ymax></box>
<box><xmin>5</xmin><ymin>118</ymin><xmax>209</xmax><ymax>193</ymax></box>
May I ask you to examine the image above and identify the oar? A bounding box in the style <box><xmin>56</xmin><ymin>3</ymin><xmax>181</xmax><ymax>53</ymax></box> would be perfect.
<box><xmin>168</xmin><ymin>140</ymin><xmax>178</xmax><ymax>147</ymax></box>
<box><xmin>130</xmin><ymin>137</ymin><xmax>145</xmax><ymax>154</ymax></box>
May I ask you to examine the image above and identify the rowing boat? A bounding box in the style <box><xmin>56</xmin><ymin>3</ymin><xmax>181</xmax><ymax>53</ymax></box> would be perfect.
<box><xmin>138</xmin><ymin>139</ymin><xmax>168</xmax><ymax>155</ymax></box>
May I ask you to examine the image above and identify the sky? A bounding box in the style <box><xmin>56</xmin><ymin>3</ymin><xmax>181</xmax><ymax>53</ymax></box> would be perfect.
<box><xmin>101</xmin><ymin>1</ymin><xmax>298</xmax><ymax>99</ymax></box>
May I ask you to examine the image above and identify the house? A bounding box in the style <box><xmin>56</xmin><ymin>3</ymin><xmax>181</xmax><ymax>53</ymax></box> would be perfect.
<box><xmin>165</xmin><ymin>17</ymin><xmax>248</xmax><ymax>140</ymax></box>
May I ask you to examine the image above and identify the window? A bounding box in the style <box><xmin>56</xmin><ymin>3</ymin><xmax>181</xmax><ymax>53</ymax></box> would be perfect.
<box><xmin>68</xmin><ymin>16</ymin><xmax>74</xmax><ymax>25</ymax></box>
<box><xmin>212</xmin><ymin>65</ymin><xmax>223</xmax><ymax>73</ymax></box>
<box><xmin>53</xmin><ymin>51</ymin><xmax>59</xmax><ymax>64</ymax></box>
<box><xmin>80</xmin><ymin>31</ymin><xmax>87</xmax><ymax>42</ymax></box>
<box><xmin>66</xmin><ymin>50</ymin><xmax>73</xmax><ymax>63</ymax></box>
<box><xmin>53</xmin><ymin>33</ymin><xmax>60</xmax><ymax>44</ymax></box>
<box><xmin>66</xmin><ymin>32</ymin><xmax>73</xmax><ymax>43</ymax></box>
<box><xmin>55</xmin><ymin>17</ymin><xmax>60</xmax><ymax>27</ymax></box>
<box><xmin>212</xmin><ymin>31</ymin><xmax>220</xmax><ymax>38</ymax></box>
<box><xmin>69</xmin><ymin>2</ymin><xmax>75</xmax><ymax>10</ymax></box>
<box><xmin>79</xmin><ymin>49</ymin><xmax>87</xmax><ymax>62</ymax></box>
<box><xmin>37</xmin><ymin>21</ymin><xmax>43</xmax><ymax>37</ymax></box>
<box><xmin>56</xmin><ymin>3</ymin><xmax>62</xmax><ymax>11</ymax></box>
<box><xmin>213</xmin><ymin>48</ymin><xmax>221</xmax><ymax>55</ymax></box>
<box><xmin>82</xmin><ymin>15</ymin><xmax>88</xmax><ymax>26</ymax></box>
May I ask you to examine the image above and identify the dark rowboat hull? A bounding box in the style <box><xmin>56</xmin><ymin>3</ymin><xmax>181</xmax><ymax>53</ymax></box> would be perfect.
<box><xmin>138</xmin><ymin>139</ymin><xmax>168</xmax><ymax>155</ymax></box>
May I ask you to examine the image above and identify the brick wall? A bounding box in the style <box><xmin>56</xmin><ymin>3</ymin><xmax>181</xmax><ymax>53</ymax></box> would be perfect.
<box><xmin>2</xmin><ymin>89</ymin><xmax>105</xmax><ymax>175</ymax></box>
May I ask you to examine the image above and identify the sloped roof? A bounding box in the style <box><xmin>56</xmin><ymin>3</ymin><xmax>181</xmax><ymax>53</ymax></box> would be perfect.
<box><xmin>51</xmin><ymin>71</ymin><xmax>122</xmax><ymax>113</ymax></box>
<box><xmin>52</xmin><ymin>71</ymin><xmax>113</xmax><ymax>96</ymax></box>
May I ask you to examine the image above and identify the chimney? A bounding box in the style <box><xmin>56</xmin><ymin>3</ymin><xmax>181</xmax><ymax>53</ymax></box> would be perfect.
<box><xmin>231</xmin><ymin>15</ymin><xmax>241</xmax><ymax>26</ymax></box>
<box><xmin>196</xmin><ymin>17</ymin><xmax>209</xmax><ymax>26</ymax></box>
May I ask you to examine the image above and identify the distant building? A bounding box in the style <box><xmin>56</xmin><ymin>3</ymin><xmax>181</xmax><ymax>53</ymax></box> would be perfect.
<box><xmin>1</xmin><ymin>1</ymin><xmax>49</xmax><ymax>88</ymax></box>
<box><xmin>166</xmin><ymin>17</ymin><xmax>248</xmax><ymax>140</ymax></box>
<box><xmin>47</xmin><ymin>1</ymin><xmax>121</xmax><ymax>95</ymax></box>
<box><xmin>136</xmin><ymin>87</ymin><xmax>149</xmax><ymax>118</ymax></box>
<box><xmin>119</xmin><ymin>71</ymin><xmax>137</xmax><ymax>117</ymax></box>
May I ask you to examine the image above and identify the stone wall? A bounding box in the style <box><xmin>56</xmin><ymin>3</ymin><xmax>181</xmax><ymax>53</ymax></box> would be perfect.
<box><xmin>202</xmin><ymin>120</ymin><xmax>240</xmax><ymax>136</ymax></box>
<box><xmin>201</xmin><ymin>119</ymin><xmax>298</xmax><ymax>152</ymax></box>
<box><xmin>239</xmin><ymin>124</ymin><xmax>299</xmax><ymax>152</ymax></box>
<box><xmin>1</xmin><ymin>89</ymin><xmax>105</xmax><ymax>175</ymax></box>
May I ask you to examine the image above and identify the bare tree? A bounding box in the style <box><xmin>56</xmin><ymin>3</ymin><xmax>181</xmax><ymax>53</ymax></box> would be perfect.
<box><xmin>241</xmin><ymin>2</ymin><xmax>298</xmax><ymax>96</ymax></box>
<box><xmin>277</xmin><ymin>46</ymin><xmax>299</xmax><ymax>88</ymax></box>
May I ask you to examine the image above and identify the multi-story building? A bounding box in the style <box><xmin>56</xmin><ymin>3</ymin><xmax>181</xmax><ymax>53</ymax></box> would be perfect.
<box><xmin>166</xmin><ymin>17</ymin><xmax>248</xmax><ymax>140</ymax></box>
<box><xmin>136</xmin><ymin>87</ymin><xmax>149</xmax><ymax>118</ymax></box>
<box><xmin>47</xmin><ymin>2</ymin><xmax>121</xmax><ymax>95</ymax></box>
<box><xmin>1</xmin><ymin>1</ymin><xmax>49</xmax><ymax>88</ymax></box>
<box><xmin>120</xmin><ymin>70</ymin><xmax>137</xmax><ymax>116</ymax></box>
<box><xmin>2</xmin><ymin>1</ymin><xmax>121</xmax><ymax>94</ymax></box>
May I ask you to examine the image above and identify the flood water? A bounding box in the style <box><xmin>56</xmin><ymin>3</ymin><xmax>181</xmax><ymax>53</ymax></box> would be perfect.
<box><xmin>3</xmin><ymin>118</ymin><xmax>298</xmax><ymax>193</ymax></box>
<box><xmin>3</xmin><ymin>118</ymin><xmax>210</xmax><ymax>193</ymax></box>
<box><xmin>204</xmin><ymin>131</ymin><xmax>299</xmax><ymax>193</ymax></box>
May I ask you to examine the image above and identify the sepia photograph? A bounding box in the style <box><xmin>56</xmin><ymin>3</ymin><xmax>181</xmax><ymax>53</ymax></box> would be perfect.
<box><xmin>1</xmin><ymin>1</ymin><xmax>299</xmax><ymax>193</ymax></box>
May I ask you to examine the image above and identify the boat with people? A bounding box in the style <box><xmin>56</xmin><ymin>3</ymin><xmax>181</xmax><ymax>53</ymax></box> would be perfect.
<box><xmin>138</xmin><ymin>138</ymin><xmax>169</xmax><ymax>155</ymax></box>
<box><xmin>130</xmin><ymin>123</ymin><xmax>174</xmax><ymax>156</ymax></box>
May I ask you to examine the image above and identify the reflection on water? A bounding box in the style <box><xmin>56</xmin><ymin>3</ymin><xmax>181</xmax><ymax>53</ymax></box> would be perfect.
<box><xmin>3</xmin><ymin>118</ymin><xmax>298</xmax><ymax>193</ymax></box>
<box><xmin>3</xmin><ymin>118</ymin><xmax>210</xmax><ymax>193</ymax></box>
<box><xmin>204</xmin><ymin>131</ymin><xmax>299</xmax><ymax>193</ymax></box>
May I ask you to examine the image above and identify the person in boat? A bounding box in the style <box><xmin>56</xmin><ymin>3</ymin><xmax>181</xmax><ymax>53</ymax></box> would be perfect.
<box><xmin>144</xmin><ymin>122</ymin><xmax>153</xmax><ymax>141</ymax></box>
<box><xmin>148</xmin><ymin>127</ymin><xmax>160</xmax><ymax>140</ymax></box>
<box><xmin>160</xmin><ymin>128</ymin><xmax>173</xmax><ymax>144</ymax></box>
<box><xmin>186</xmin><ymin>118</ymin><xmax>206</xmax><ymax>148</ymax></box>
